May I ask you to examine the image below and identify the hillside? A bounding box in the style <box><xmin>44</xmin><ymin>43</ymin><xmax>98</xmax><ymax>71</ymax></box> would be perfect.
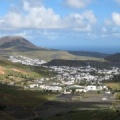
<box><xmin>0</xmin><ymin>36</ymin><xmax>40</xmax><ymax>51</ymax></box>
<box><xmin>21</xmin><ymin>50</ymin><xmax>101</xmax><ymax>62</ymax></box>
<box><xmin>0</xmin><ymin>54</ymin><xmax>119</xmax><ymax>120</ymax></box>
<box><xmin>0</xmin><ymin>36</ymin><xmax>102</xmax><ymax>61</ymax></box>
<box><xmin>0</xmin><ymin>60</ymin><xmax>55</xmax><ymax>86</ymax></box>
<box><xmin>68</xmin><ymin>51</ymin><xmax>109</xmax><ymax>58</ymax></box>
<box><xmin>104</xmin><ymin>53</ymin><xmax>120</xmax><ymax>62</ymax></box>
<box><xmin>45</xmin><ymin>59</ymin><xmax>120</xmax><ymax>68</ymax></box>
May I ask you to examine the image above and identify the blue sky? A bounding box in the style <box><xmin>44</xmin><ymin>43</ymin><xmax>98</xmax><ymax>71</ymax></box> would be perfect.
<box><xmin>0</xmin><ymin>0</ymin><xmax>120</xmax><ymax>53</ymax></box>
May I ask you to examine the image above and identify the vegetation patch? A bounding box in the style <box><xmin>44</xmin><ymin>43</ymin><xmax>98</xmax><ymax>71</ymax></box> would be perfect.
<box><xmin>0</xmin><ymin>83</ymin><xmax>57</xmax><ymax>119</ymax></box>
<box><xmin>105</xmin><ymin>83</ymin><xmax>120</xmax><ymax>91</ymax></box>
<box><xmin>46</xmin><ymin>110</ymin><xmax>120</xmax><ymax>120</ymax></box>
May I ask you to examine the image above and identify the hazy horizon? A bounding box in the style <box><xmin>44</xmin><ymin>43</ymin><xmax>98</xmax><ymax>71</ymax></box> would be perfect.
<box><xmin>43</xmin><ymin>46</ymin><xmax>119</xmax><ymax>54</ymax></box>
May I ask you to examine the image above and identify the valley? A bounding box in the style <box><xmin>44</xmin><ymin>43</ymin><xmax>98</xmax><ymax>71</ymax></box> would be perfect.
<box><xmin>0</xmin><ymin>55</ymin><xmax>120</xmax><ymax>120</ymax></box>
<box><xmin>1</xmin><ymin>0</ymin><xmax>120</xmax><ymax>119</ymax></box>
<box><xmin>0</xmin><ymin>36</ymin><xmax>120</xmax><ymax>120</ymax></box>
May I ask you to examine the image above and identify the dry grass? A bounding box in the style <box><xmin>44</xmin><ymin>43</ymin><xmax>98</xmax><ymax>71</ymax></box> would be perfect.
<box><xmin>19</xmin><ymin>50</ymin><xmax>101</xmax><ymax>62</ymax></box>
<box><xmin>105</xmin><ymin>83</ymin><xmax>120</xmax><ymax>90</ymax></box>
<box><xmin>12</xmin><ymin>68</ymin><xmax>28</xmax><ymax>74</ymax></box>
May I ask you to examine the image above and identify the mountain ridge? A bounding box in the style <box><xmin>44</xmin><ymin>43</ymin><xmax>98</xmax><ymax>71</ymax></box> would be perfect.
<box><xmin>104</xmin><ymin>53</ymin><xmax>120</xmax><ymax>62</ymax></box>
<box><xmin>68</xmin><ymin>51</ymin><xmax>109</xmax><ymax>58</ymax></box>
<box><xmin>0</xmin><ymin>36</ymin><xmax>41</xmax><ymax>52</ymax></box>
<box><xmin>0</xmin><ymin>36</ymin><xmax>119</xmax><ymax>62</ymax></box>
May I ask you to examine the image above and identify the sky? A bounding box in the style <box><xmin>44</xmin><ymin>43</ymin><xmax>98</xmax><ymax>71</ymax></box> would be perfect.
<box><xmin>0</xmin><ymin>0</ymin><xmax>120</xmax><ymax>53</ymax></box>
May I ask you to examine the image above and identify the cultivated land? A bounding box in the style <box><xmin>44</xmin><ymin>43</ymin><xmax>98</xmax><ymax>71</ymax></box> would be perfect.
<box><xmin>105</xmin><ymin>82</ymin><xmax>120</xmax><ymax>91</ymax></box>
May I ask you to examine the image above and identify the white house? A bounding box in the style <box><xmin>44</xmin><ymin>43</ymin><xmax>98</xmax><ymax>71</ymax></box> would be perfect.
<box><xmin>44</xmin><ymin>86</ymin><xmax>62</xmax><ymax>92</ymax></box>
<box><xmin>63</xmin><ymin>89</ymin><xmax>72</xmax><ymax>94</ymax></box>
<box><xmin>29</xmin><ymin>84</ymin><xmax>39</xmax><ymax>88</ymax></box>
<box><xmin>68</xmin><ymin>85</ymin><xmax>87</xmax><ymax>93</ymax></box>
<box><xmin>102</xmin><ymin>97</ymin><xmax>107</xmax><ymax>101</ymax></box>
<box><xmin>105</xmin><ymin>91</ymin><xmax>111</xmax><ymax>94</ymax></box>
<box><xmin>76</xmin><ymin>88</ymin><xmax>87</xmax><ymax>93</ymax></box>
<box><xmin>86</xmin><ymin>85</ymin><xmax>97</xmax><ymax>91</ymax></box>
<box><xmin>103</xmin><ymin>86</ymin><xmax>108</xmax><ymax>90</ymax></box>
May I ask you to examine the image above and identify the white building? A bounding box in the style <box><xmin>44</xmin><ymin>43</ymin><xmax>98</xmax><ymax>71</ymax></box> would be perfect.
<box><xmin>86</xmin><ymin>85</ymin><xmax>97</xmax><ymax>91</ymax></box>
<box><xmin>29</xmin><ymin>84</ymin><xmax>39</xmax><ymax>88</ymax></box>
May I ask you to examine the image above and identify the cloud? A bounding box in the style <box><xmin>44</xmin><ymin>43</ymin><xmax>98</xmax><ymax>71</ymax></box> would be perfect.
<box><xmin>0</xmin><ymin>0</ymin><xmax>62</xmax><ymax>29</ymax></box>
<box><xmin>65</xmin><ymin>0</ymin><xmax>93</xmax><ymax>9</ymax></box>
<box><xmin>64</xmin><ymin>10</ymin><xmax>97</xmax><ymax>32</ymax></box>
<box><xmin>105</xmin><ymin>12</ymin><xmax>120</xmax><ymax>27</ymax></box>
<box><xmin>112</xmin><ymin>12</ymin><xmax>120</xmax><ymax>26</ymax></box>
<box><xmin>0</xmin><ymin>0</ymin><xmax>97</xmax><ymax>33</ymax></box>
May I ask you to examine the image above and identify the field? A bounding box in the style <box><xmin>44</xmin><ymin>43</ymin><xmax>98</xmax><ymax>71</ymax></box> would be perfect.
<box><xmin>0</xmin><ymin>84</ymin><xmax>58</xmax><ymax>119</ymax></box>
<box><xmin>46</xmin><ymin>110</ymin><xmax>120</xmax><ymax>120</ymax></box>
<box><xmin>24</xmin><ymin>50</ymin><xmax>101</xmax><ymax>61</ymax></box>
<box><xmin>0</xmin><ymin>60</ymin><xmax>56</xmax><ymax>87</ymax></box>
<box><xmin>105</xmin><ymin>82</ymin><xmax>120</xmax><ymax>91</ymax></box>
<box><xmin>0</xmin><ymin>82</ymin><xmax>120</xmax><ymax>120</ymax></box>
<box><xmin>0</xmin><ymin>50</ymin><xmax>101</xmax><ymax>62</ymax></box>
<box><xmin>0</xmin><ymin>60</ymin><xmax>58</xmax><ymax>119</ymax></box>
<box><xmin>0</xmin><ymin>52</ymin><xmax>119</xmax><ymax>120</ymax></box>
<box><xmin>0</xmin><ymin>83</ymin><xmax>120</xmax><ymax>120</ymax></box>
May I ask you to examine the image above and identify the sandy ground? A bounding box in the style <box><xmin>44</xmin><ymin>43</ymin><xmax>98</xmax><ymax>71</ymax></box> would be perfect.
<box><xmin>12</xmin><ymin>68</ymin><xmax>28</xmax><ymax>74</ymax></box>
<box><xmin>0</xmin><ymin>66</ymin><xmax>5</xmax><ymax>74</ymax></box>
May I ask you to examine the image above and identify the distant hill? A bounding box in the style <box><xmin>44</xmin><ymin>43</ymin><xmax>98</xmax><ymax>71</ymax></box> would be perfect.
<box><xmin>68</xmin><ymin>51</ymin><xmax>109</xmax><ymax>58</ymax></box>
<box><xmin>0</xmin><ymin>36</ymin><xmax>102</xmax><ymax>61</ymax></box>
<box><xmin>0</xmin><ymin>36</ymin><xmax>41</xmax><ymax>52</ymax></box>
<box><xmin>45</xmin><ymin>59</ymin><xmax>120</xmax><ymax>68</ymax></box>
<box><xmin>104</xmin><ymin>53</ymin><xmax>120</xmax><ymax>62</ymax></box>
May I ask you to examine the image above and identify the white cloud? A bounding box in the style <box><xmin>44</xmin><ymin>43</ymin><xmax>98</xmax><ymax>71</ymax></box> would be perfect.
<box><xmin>0</xmin><ymin>0</ymin><xmax>97</xmax><ymax>33</ymax></box>
<box><xmin>82</xmin><ymin>10</ymin><xmax>97</xmax><ymax>24</ymax></box>
<box><xmin>112</xmin><ymin>12</ymin><xmax>120</xmax><ymax>26</ymax></box>
<box><xmin>104</xmin><ymin>12</ymin><xmax>120</xmax><ymax>38</ymax></box>
<box><xmin>105</xmin><ymin>12</ymin><xmax>120</xmax><ymax>26</ymax></box>
<box><xmin>64</xmin><ymin>10</ymin><xmax>97</xmax><ymax>32</ymax></box>
<box><xmin>65</xmin><ymin>0</ymin><xmax>93</xmax><ymax>8</ymax></box>
<box><xmin>0</xmin><ymin>0</ymin><xmax>62</xmax><ymax>29</ymax></box>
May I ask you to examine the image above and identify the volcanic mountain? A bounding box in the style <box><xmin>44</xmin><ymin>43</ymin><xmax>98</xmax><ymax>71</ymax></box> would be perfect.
<box><xmin>0</xmin><ymin>36</ymin><xmax>104</xmax><ymax>62</ymax></box>
<box><xmin>0</xmin><ymin>36</ymin><xmax>40</xmax><ymax>52</ymax></box>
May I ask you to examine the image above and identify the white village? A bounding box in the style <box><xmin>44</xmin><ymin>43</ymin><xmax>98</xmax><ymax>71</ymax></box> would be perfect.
<box><xmin>9</xmin><ymin>55</ymin><xmax>120</xmax><ymax>95</ymax></box>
